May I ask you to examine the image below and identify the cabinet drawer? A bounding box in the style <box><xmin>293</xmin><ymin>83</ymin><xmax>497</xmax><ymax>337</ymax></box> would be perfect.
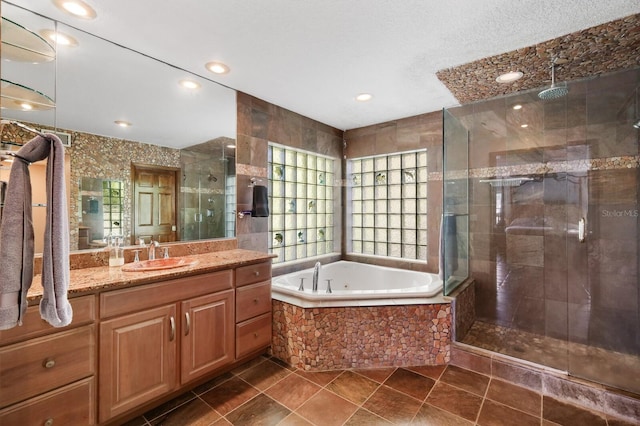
<box><xmin>236</xmin><ymin>312</ymin><xmax>271</xmax><ymax>359</ymax></box>
<box><xmin>0</xmin><ymin>377</ymin><xmax>95</xmax><ymax>425</ymax></box>
<box><xmin>236</xmin><ymin>261</ymin><xmax>271</xmax><ymax>287</ymax></box>
<box><xmin>236</xmin><ymin>281</ymin><xmax>271</xmax><ymax>322</ymax></box>
<box><xmin>0</xmin><ymin>295</ymin><xmax>95</xmax><ymax>345</ymax></box>
<box><xmin>101</xmin><ymin>270</ymin><xmax>232</xmax><ymax>318</ymax></box>
<box><xmin>0</xmin><ymin>325</ymin><xmax>95</xmax><ymax>407</ymax></box>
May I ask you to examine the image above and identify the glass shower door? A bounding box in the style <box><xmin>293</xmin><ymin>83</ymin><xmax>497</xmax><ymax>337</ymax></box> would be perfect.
<box><xmin>567</xmin><ymin>74</ymin><xmax>640</xmax><ymax>394</ymax></box>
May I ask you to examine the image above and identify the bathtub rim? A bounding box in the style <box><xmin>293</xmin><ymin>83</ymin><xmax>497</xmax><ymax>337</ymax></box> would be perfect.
<box><xmin>271</xmin><ymin>260</ymin><xmax>449</xmax><ymax>308</ymax></box>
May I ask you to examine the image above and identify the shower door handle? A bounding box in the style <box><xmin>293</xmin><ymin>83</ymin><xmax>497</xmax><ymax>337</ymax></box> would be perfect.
<box><xmin>578</xmin><ymin>217</ymin><xmax>586</xmax><ymax>242</ymax></box>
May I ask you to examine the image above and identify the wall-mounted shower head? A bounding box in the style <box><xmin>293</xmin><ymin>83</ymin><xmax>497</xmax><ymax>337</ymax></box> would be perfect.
<box><xmin>633</xmin><ymin>119</ymin><xmax>640</xmax><ymax>129</ymax></box>
<box><xmin>538</xmin><ymin>59</ymin><xmax>568</xmax><ymax>100</ymax></box>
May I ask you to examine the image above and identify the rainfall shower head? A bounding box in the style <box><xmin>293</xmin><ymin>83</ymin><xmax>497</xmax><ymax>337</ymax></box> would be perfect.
<box><xmin>538</xmin><ymin>59</ymin><xmax>568</xmax><ymax>100</ymax></box>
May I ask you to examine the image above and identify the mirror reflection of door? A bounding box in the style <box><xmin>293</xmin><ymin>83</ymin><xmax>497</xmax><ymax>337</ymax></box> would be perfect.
<box><xmin>132</xmin><ymin>164</ymin><xmax>178</xmax><ymax>244</ymax></box>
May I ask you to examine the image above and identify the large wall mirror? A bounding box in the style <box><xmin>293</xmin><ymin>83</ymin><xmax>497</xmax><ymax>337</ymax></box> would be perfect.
<box><xmin>0</xmin><ymin>2</ymin><xmax>237</xmax><ymax>252</ymax></box>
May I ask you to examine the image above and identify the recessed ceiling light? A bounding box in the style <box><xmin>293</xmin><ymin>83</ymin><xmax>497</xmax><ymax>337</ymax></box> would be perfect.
<box><xmin>205</xmin><ymin>62</ymin><xmax>230</xmax><ymax>75</ymax></box>
<box><xmin>520</xmin><ymin>124</ymin><xmax>528</xmax><ymax>128</ymax></box>
<box><xmin>40</xmin><ymin>29</ymin><xmax>79</xmax><ymax>47</ymax></box>
<box><xmin>114</xmin><ymin>120</ymin><xmax>131</xmax><ymax>128</ymax></box>
<box><xmin>179</xmin><ymin>79</ymin><xmax>201</xmax><ymax>90</ymax></box>
<box><xmin>512</xmin><ymin>104</ymin><xmax>523</xmax><ymax>110</ymax></box>
<box><xmin>496</xmin><ymin>71</ymin><xmax>523</xmax><ymax>84</ymax></box>
<box><xmin>52</xmin><ymin>0</ymin><xmax>97</xmax><ymax>19</ymax></box>
<box><xmin>355</xmin><ymin>93</ymin><xmax>373</xmax><ymax>102</ymax></box>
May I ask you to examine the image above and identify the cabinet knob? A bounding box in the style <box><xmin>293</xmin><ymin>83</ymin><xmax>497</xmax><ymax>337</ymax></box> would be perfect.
<box><xmin>253</xmin><ymin>332</ymin><xmax>259</xmax><ymax>338</ymax></box>
<box><xmin>44</xmin><ymin>418</ymin><xmax>54</xmax><ymax>426</ymax></box>
<box><xmin>43</xmin><ymin>359</ymin><xmax>56</xmax><ymax>369</ymax></box>
<box><xmin>253</xmin><ymin>298</ymin><xmax>259</xmax><ymax>304</ymax></box>
<box><xmin>254</xmin><ymin>271</ymin><xmax>260</xmax><ymax>276</ymax></box>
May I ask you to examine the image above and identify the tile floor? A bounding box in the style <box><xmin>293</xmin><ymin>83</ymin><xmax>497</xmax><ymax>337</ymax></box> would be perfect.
<box><xmin>121</xmin><ymin>355</ymin><xmax>637</xmax><ymax>426</ymax></box>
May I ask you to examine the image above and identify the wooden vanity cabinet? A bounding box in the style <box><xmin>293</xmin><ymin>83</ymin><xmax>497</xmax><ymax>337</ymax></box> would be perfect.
<box><xmin>98</xmin><ymin>270</ymin><xmax>234</xmax><ymax>423</ymax></box>
<box><xmin>0</xmin><ymin>295</ymin><xmax>97</xmax><ymax>425</ymax></box>
<box><xmin>235</xmin><ymin>261</ymin><xmax>272</xmax><ymax>359</ymax></box>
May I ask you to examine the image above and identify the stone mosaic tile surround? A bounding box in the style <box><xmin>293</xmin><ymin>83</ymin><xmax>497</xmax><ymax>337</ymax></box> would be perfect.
<box><xmin>437</xmin><ymin>14</ymin><xmax>640</xmax><ymax>104</ymax></box>
<box><xmin>271</xmin><ymin>300</ymin><xmax>451</xmax><ymax>371</ymax></box>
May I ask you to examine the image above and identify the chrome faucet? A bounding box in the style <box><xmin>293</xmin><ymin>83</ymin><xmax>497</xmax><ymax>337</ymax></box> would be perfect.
<box><xmin>148</xmin><ymin>240</ymin><xmax>159</xmax><ymax>260</ymax></box>
<box><xmin>312</xmin><ymin>261</ymin><xmax>321</xmax><ymax>292</ymax></box>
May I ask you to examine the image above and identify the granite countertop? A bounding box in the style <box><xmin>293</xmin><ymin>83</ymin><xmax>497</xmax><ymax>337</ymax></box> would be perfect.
<box><xmin>27</xmin><ymin>249</ymin><xmax>275</xmax><ymax>302</ymax></box>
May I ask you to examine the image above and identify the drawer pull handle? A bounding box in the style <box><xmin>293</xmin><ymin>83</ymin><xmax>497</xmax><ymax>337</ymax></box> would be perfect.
<box><xmin>44</xmin><ymin>419</ymin><xmax>54</xmax><ymax>426</ymax></box>
<box><xmin>43</xmin><ymin>359</ymin><xmax>56</xmax><ymax>369</ymax></box>
<box><xmin>169</xmin><ymin>316</ymin><xmax>176</xmax><ymax>341</ymax></box>
<box><xmin>185</xmin><ymin>312</ymin><xmax>191</xmax><ymax>336</ymax></box>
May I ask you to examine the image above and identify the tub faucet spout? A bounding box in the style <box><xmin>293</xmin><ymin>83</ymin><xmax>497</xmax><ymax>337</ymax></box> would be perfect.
<box><xmin>312</xmin><ymin>261</ymin><xmax>321</xmax><ymax>292</ymax></box>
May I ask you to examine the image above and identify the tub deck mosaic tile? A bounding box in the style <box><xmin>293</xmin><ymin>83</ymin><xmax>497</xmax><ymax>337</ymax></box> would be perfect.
<box><xmin>271</xmin><ymin>300</ymin><xmax>451</xmax><ymax>370</ymax></box>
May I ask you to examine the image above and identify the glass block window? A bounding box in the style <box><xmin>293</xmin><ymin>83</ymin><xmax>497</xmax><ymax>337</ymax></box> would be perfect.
<box><xmin>102</xmin><ymin>180</ymin><xmax>124</xmax><ymax>237</ymax></box>
<box><xmin>268</xmin><ymin>143</ymin><xmax>336</xmax><ymax>264</ymax></box>
<box><xmin>349</xmin><ymin>150</ymin><xmax>427</xmax><ymax>261</ymax></box>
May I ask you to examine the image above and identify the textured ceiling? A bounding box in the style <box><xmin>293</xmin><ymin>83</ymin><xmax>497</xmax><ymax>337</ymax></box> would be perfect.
<box><xmin>6</xmin><ymin>0</ymin><xmax>640</xmax><ymax>137</ymax></box>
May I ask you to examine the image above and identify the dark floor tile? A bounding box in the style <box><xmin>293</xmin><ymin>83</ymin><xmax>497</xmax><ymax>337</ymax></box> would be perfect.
<box><xmin>192</xmin><ymin>372</ymin><xmax>234</xmax><ymax>395</ymax></box>
<box><xmin>543</xmin><ymin>396</ymin><xmax>607</xmax><ymax>426</ymax></box>
<box><xmin>411</xmin><ymin>403</ymin><xmax>473</xmax><ymax>425</ymax></box>
<box><xmin>264</xmin><ymin>373</ymin><xmax>322</xmax><ymax>410</ymax></box>
<box><xmin>238</xmin><ymin>358</ymin><xmax>292</xmax><ymax>391</ymax></box>
<box><xmin>477</xmin><ymin>400</ymin><xmax>539</xmax><ymax>426</ymax></box>
<box><xmin>440</xmin><ymin>364</ymin><xmax>490</xmax><ymax>396</ymax></box>
<box><xmin>362</xmin><ymin>385</ymin><xmax>423</xmax><ymax>424</ymax></box>
<box><xmin>120</xmin><ymin>416</ymin><xmax>149</xmax><ymax>426</ymax></box>
<box><xmin>225</xmin><ymin>394</ymin><xmax>290</xmax><ymax>426</ymax></box>
<box><xmin>296</xmin><ymin>389</ymin><xmax>359</xmax><ymax>426</ymax></box>
<box><xmin>486</xmin><ymin>378</ymin><xmax>541</xmax><ymax>416</ymax></box>
<box><xmin>344</xmin><ymin>408</ymin><xmax>393</xmax><ymax>425</ymax></box>
<box><xmin>295</xmin><ymin>369</ymin><xmax>342</xmax><ymax>386</ymax></box>
<box><xmin>199</xmin><ymin>376</ymin><xmax>259</xmax><ymax>416</ymax></box>
<box><xmin>406</xmin><ymin>364</ymin><xmax>446</xmax><ymax>380</ymax></box>
<box><xmin>148</xmin><ymin>398</ymin><xmax>220</xmax><ymax>426</ymax></box>
<box><xmin>426</xmin><ymin>382</ymin><xmax>483</xmax><ymax>422</ymax></box>
<box><xmin>278</xmin><ymin>412</ymin><xmax>314</xmax><ymax>425</ymax></box>
<box><xmin>230</xmin><ymin>356</ymin><xmax>268</xmax><ymax>375</ymax></box>
<box><xmin>383</xmin><ymin>368</ymin><xmax>436</xmax><ymax>401</ymax></box>
<box><xmin>325</xmin><ymin>370</ymin><xmax>380</xmax><ymax>405</ymax></box>
<box><xmin>351</xmin><ymin>367</ymin><xmax>396</xmax><ymax>383</ymax></box>
<box><xmin>143</xmin><ymin>391</ymin><xmax>197</xmax><ymax>422</ymax></box>
<box><xmin>607</xmin><ymin>417</ymin><xmax>640</xmax><ymax>426</ymax></box>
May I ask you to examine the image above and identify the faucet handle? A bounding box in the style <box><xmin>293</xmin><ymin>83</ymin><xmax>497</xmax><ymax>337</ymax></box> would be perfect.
<box><xmin>162</xmin><ymin>247</ymin><xmax>170</xmax><ymax>259</ymax></box>
<box><xmin>298</xmin><ymin>278</ymin><xmax>305</xmax><ymax>291</ymax></box>
<box><xmin>326</xmin><ymin>279</ymin><xmax>332</xmax><ymax>294</ymax></box>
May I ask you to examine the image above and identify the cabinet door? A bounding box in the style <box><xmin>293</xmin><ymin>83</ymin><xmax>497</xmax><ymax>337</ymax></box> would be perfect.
<box><xmin>181</xmin><ymin>289</ymin><xmax>234</xmax><ymax>384</ymax></box>
<box><xmin>99</xmin><ymin>304</ymin><xmax>177</xmax><ymax>422</ymax></box>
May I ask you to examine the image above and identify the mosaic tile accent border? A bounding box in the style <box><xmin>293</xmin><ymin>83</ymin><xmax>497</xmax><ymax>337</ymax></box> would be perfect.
<box><xmin>437</xmin><ymin>14</ymin><xmax>640</xmax><ymax>104</ymax></box>
<box><xmin>271</xmin><ymin>299</ymin><xmax>451</xmax><ymax>370</ymax></box>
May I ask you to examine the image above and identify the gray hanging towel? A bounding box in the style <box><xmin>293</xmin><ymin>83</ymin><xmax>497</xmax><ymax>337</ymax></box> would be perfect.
<box><xmin>0</xmin><ymin>134</ymin><xmax>72</xmax><ymax>330</ymax></box>
<box><xmin>251</xmin><ymin>185</ymin><xmax>269</xmax><ymax>217</ymax></box>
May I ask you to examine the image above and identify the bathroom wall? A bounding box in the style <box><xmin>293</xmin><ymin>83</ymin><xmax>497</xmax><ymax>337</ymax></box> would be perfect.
<box><xmin>235</xmin><ymin>92</ymin><xmax>344</xmax><ymax>260</ymax></box>
<box><xmin>344</xmin><ymin>111</ymin><xmax>443</xmax><ymax>273</ymax></box>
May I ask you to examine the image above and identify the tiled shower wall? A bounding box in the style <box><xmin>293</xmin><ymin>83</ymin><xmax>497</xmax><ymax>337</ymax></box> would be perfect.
<box><xmin>457</xmin><ymin>68</ymin><xmax>640</xmax><ymax>358</ymax></box>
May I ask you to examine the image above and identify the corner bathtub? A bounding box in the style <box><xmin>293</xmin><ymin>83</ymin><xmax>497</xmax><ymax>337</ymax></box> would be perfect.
<box><xmin>271</xmin><ymin>260</ymin><xmax>444</xmax><ymax>308</ymax></box>
<box><xmin>270</xmin><ymin>261</ymin><xmax>451</xmax><ymax>370</ymax></box>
